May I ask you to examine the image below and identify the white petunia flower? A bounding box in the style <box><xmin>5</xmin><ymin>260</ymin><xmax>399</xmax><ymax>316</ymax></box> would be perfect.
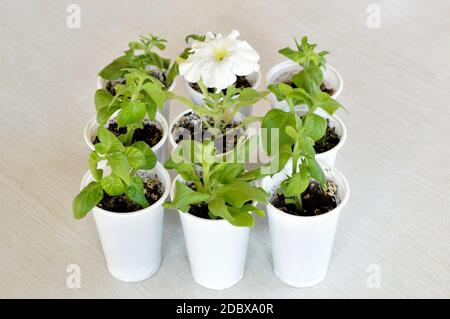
<box><xmin>179</xmin><ymin>30</ymin><xmax>260</xmax><ymax>90</ymax></box>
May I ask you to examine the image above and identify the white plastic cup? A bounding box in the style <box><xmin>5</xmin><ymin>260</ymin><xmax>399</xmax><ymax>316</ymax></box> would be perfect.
<box><xmin>265</xmin><ymin>60</ymin><xmax>343</xmax><ymax>111</ymax></box>
<box><xmin>80</xmin><ymin>162</ymin><xmax>171</xmax><ymax>282</ymax></box>
<box><xmin>261</xmin><ymin>166</ymin><xmax>349</xmax><ymax>288</ymax></box>
<box><xmin>182</xmin><ymin>71</ymin><xmax>261</xmax><ymax>118</ymax></box>
<box><xmin>313</xmin><ymin>110</ymin><xmax>347</xmax><ymax>167</ymax></box>
<box><xmin>170</xmin><ymin>176</ymin><xmax>250</xmax><ymax>290</ymax></box>
<box><xmin>84</xmin><ymin>112</ymin><xmax>168</xmax><ymax>162</ymax></box>
<box><xmin>97</xmin><ymin>76</ymin><xmax>176</xmax><ymax>120</ymax></box>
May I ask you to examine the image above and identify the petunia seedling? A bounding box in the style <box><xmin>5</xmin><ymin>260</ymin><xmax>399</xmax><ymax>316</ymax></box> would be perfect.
<box><xmin>95</xmin><ymin>68</ymin><xmax>190</xmax><ymax>146</ymax></box>
<box><xmin>192</xmin><ymin>80</ymin><xmax>268</xmax><ymax>135</ymax></box>
<box><xmin>279</xmin><ymin>36</ymin><xmax>328</xmax><ymax>70</ymax></box>
<box><xmin>98</xmin><ymin>33</ymin><xmax>180</xmax><ymax>87</ymax></box>
<box><xmin>277</xmin><ymin>36</ymin><xmax>329</xmax><ymax>95</ymax></box>
<box><xmin>261</xmin><ymin>109</ymin><xmax>328</xmax><ymax>211</ymax></box>
<box><xmin>72</xmin><ymin>126</ymin><xmax>157</xmax><ymax>219</ymax></box>
<box><xmin>164</xmin><ymin>138</ymin><xmax>269</xmax><ymax>227</ymax></box>
<box><xmin>262</xmin><ymin>82</ymin><xmax>344</xmax><ymax>157</ymax></box>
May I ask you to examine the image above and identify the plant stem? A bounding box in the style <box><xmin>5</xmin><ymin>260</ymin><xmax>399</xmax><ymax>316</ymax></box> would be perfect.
<box><xmin>295</xmin><ymin>193</ymin><xmax>303</xmax><ymax>211</ymax></box>
<box><xmin>203</xmin><ymin>165</ymin><xmax>210</xmax><ymax>192</ymax></box>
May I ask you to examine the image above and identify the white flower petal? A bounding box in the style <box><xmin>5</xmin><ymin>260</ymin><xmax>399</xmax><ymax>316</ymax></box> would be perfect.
<box><xmin>228</xmin><ymin>41</ymin><xmax>260</xmax><ymax>75</ymax></box>
<box><xmin>201</xmin><ymin>59</ymin><xmax>236</xmax><ymax>90</ymax></box>
<box><xmin>179</xmin><ymin>53</ymin><xmax>213</xmax><ymax>83</ymax></box>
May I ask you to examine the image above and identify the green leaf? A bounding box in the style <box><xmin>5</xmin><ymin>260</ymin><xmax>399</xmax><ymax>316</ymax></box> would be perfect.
<box><xmin>88</xmin><ymin>151</ymin><xmax>103</xmax><ymax>181</ymax></box>
<box><xmin>303</xmin><ymin>113</ymin><xmax>327</xmax><ymax>141</ymax></box>
<box><xmin>305</xmin><ymin>157</ymin><xmax>327</xmax><ymax>191</ymax></box>
<box><xmin>261</xmin><ymin>108</ymin><xmax>296</xmax><ymax>155</ymax></box>
<box><xmin>279</xmin><ymin>47</ymin><xmax>302</xmax><ymax>63</ymax></box>
<box><xmin>261</xmin><ymin>144</ymin><xmax>293</xmax><ymax>176</ymax></box>
<box><xmin>108</xmin><ymin>152</ymin><xmax>131</xmax><ymax>185</ymax></box>
<box><xmin>143</xmin><ymin>82</ymin><xmax>167</xmax><ymax>110</ymax></box>
<box><xmin>73</xmin><ymin>181</ymin><xmax>103</xmax><ymax>219</ymax></box>
<box><xmin>101</xmin><ymin>175</ymin><xmax>125</xmax><ymax>196</ymax></box>
<box><xmin>166</xmin><ymin>64</ymin><xmax>177</xmax><ymax>87</ymax></box>
<box><xmin>280</xmin><ymin>165</ymin><xmax>310</xmax><ymax>197</ymax></box>
<box><xmin>312</xmin><ymin>92</ymin><xmax>344</xmax><ymax>115</ymax></box>
<box><xmin>228</xmin><ymin>207</ymin><xmax>254</xmax><ymax>227</ymax></box>
<box><xmin>247</xmin><ymin>205</ymin><xmax>265</xmax><ymax>217</ymax></box>
<box><xmin>164</xmin><ymin>181</ymin><xmax>210</xmax><ymax>212</ymax></box>
<box><xmin>125</xmin><ymin>176</ymin><xmax>149</xmax><ymax>208</ymax></box>
<box><xmin>220</xmin><ymin>181</ymin><xmax>268</xmax><ymax>208</ymax></box>
<box><xmin>227</xmin><ymin>204</ymin><xmax>265</xmax><ymax>227</ymax></box>
<box><xmin>124</xmin><ymin>146</ymin><xmax>147</xmax><ymax>169</ymax></box>
<box><xmin>286</xmin><ymin>88</ymin><xmax>313</xmax><ymax>107</ymax></box>
<box><xmin>116</xmin><ymin>101</ymin><xmax>146</xmax><ymax>126</ymax></box>
<box><xmin>210</xmin><ymin>163</ymin><xmax>245</xmax><ymax>184</ymax></box>
<box><xmin>144</xmin><ymin>51</ymin><xmax>171</xmax><ymax>70</ymax></box>
<box><xmin>185</xmin><ymin>34</ymin><xmax>206</xmax><ymax>43</ymax></box>
<box><xmin>285</xmin><ymin>125</ymin><xmax>298</xmax><ymax>140</ymax></box>
<box><xmin>298</xmin><ymin>136</ymin><xmax>316</xmax><ymax>157</ymax></box>
<box><xmin>208</xmin><ymin>197</ymin><xmax>235</xmax><ymax>222</ymax></box>
<box><xmin>131</xmin><ymin>141</ymin><xmax>156</xmax><ymax>170</ymax></box>
<box><xmin>164</xmin><ymin>156</ymin><xmax>177</xmax><ymax>169</ymax></box>
<box><xmin>234</xmin><ymin>88</ymin><xmax>265</xmax><ymax>109</ymax></box>
<box><xmin>98</xmin><ymin>56</ymin><xmax>130</xmax><ymax>80</ymax></box>
<box><xmin>176</xmin><ymin>162</ymin><xmax>201</xmax><ymax>184</ymax></box>
<box><xmin>97</xmin><ymin>103</ymin><xmax>120</xmax><ymax>125</ymax></box>
<box><xmin>281</xmin><ymin>37</ymin><xmax>328</xmax><ymax>69</ymax></box>
<box><xmin>173</xmin><ymin>140</ymin><xmax>215</xmax><ymax>165</ymax></box>
<box><xmin>144</xmin><ymin>96</ymin><xmax>157</xmax><ymax>121</ymax></box>
<box><xmin>291</xmin><ymin>66</ymin><xmax>323</xmax><ymax>94</ymax></box>
<box><xmin>94</xmin><ymin>89</ymin><xmax>113</xmax><ymax>112</ymax></box>
<box><xmin>95</xmin><ymin>126</ymin><xmax>125</xmax><ymax>154</ymax></box>
<box><xmin>237</xmin><ymin>168</ymin><xmax>265</xmax><ymax>181</ymax></box>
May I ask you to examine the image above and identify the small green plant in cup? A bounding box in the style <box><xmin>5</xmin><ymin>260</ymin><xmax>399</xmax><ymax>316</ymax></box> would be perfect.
<box><xmin>95</xmin><ymin>68</ymin><xmax>189</xmax><ymax>147</ymax></box>
<box><xmin>73</xmin><ymin>126</ymin><xmax>157</xmax><ymax>219</ymax></box>
<box><xmin>164</xmin><ymin>138</ymin><xmax>268</xmax><ymax>227</ymax></box>
<box><xmin>277</xmin><ymin>36</ymin><xmax>330</xmax><ymax>95</ymax></box>
<box><xmin>262</xmin><ymin>81</ymin><xmax>344</xmax><ymax>157</ymax></box>
<box><xmin>193</xmin><ymin>81</ymin><xmax>267</xmax><ymax>136</ymax></box>
<box><xmin>99</xmin><ymin>33</ymin><xmax>180</xmax><ymax>89</ymax></box>
<box><xmin>261</xmin><ymin>109</ymin><xmax>333</xmax><ymax>213</ymax></box>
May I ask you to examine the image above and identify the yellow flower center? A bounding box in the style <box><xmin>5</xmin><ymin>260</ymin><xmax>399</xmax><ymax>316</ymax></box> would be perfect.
<box><xmin>212</xmin><ymin>45</ymin><xmax>229</xmax><ymax>61</ymax></box>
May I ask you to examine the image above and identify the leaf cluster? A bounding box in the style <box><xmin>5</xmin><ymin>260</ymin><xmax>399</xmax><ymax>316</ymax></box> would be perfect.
<box><xmin>73</xmin><ymin>126</ymin><xmax>157</xmax><ymax>219</ymax></box>
<box><xmin>164</xmin><ymin>139</ymin><xmax>269</xmax><ymax>227</ymax></box>
<box><xmin>260</xmin><ymin>37</ymin><xmax>345</xmax><ymax>209</ymax></box>
<box><xmin>98</xmin><ymin>33</ymin><xmax>179</xmax><ymax>87</ymax></box>
<box><xmin>95</xmin><ymin>68</ymin><xmax>187</xmax><ymax>146</ymax></box>
<box><xmin>279</xmin><ymin>36</ymin><xmax>328</xmax><ymax>69</ymax></box>
<box><xmin>193</xmin><ymin>80</ymin><xmax>268</xmax><ymax>133</ymax></box>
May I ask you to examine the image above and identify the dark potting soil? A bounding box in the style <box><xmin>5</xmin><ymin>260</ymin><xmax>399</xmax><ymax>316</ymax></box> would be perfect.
<box><xmin>271</xmin><ymin>180</ymin><xmax>338</xmax><ymax>216</ymax></box>
<box><xmin>171</xmin><ymin>111</ymin><xmax>245</xmax><ymax>154</ymax></box>
<box><xmin>188</xmin><ymin>203</ymin><xmax>212</xmax><ymax>219</ymax></box>
<box><xmin>185</xmin><ymin>181</ymin><xmax>220</xmax><ymax>220</ymax></box>
<box><xmin>314</xmin><ymin>121</ymin><xmax>340</xmax><ymax>154</ymax></box>
<box><xmin>105</xmin><ymin>70</ymin><xmax>168</xmax><ymax>96</ymax></box>
<box><xmin>97</xmin><ymin>172</ymin><xmax>164</xmax><ymax>213</ymax></box>
<box><xmin>105</xmin><ymin>78</ymin><xmax>126</xmax><ymax>96</ymax></box>
<box><xmin>320</xmin><ymin>82</ymin><xmax>334</xmax><ymax>95</ymax></box>
<box><xmin>93</xmin><ymin>118</ymin><xmax>163</xmax><ymax>147</ymax></box>
<box><xmin>189</xmin><ymin>75</ymin><xmax>252</xmax><ymax>94</ymax></box>
<box><xmin>283</xmin><ymin>79</ymin><xmax>335</xmax><ymax>96</ymax></box>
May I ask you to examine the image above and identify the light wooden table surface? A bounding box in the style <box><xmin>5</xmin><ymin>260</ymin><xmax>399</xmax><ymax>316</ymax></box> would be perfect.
<box><xmin>0</xmin><ymin>0</ymin><xmax>449</xmax><ymax>298</ymax></box>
